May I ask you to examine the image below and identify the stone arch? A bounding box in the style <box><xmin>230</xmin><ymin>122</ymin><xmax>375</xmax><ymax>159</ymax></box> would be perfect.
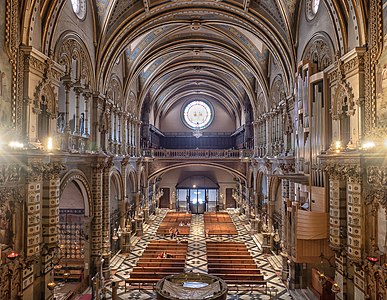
<box><xmin>107</xmin><ymin>75</ymin><xmax>123</xmax><ymax>108</ymax></box>
<box><xmin>302</xmin><ymin>32</ymin><xmax>335</xmax><ymax>72</ymax></box>
<box><xmin>54</xmin><ymin>31</ymin><xmax>94</xmax><ymax>85</ymax></box>
<box><xmin>34</xmin><ymin>82</ymin><xmax>58</xmax><ymax>118</ymax></box>
<box><xmin>110</xmin><ymin>167</ymin><xmax>124</xmax><ymax>200</ymax></box>
<box><xmin>331</xmin><ymin>81</ymin><xmax>355</xmax><ymax>120</ymax></box>
<box><xmin>270</xmin><ymin>75</ymin><xmax>285</xmax><ymax>109</ymax></box>
<box><xmin>60</xmin><ymin>170</ymin><xmax>92</xmax><ymax>216</ymax></box>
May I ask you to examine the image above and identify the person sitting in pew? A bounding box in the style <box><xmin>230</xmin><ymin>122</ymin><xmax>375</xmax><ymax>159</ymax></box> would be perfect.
<box><xmin>157</xmin><ymin>251</ymin><xmax>166</xmax><ymax>258</ymax></box>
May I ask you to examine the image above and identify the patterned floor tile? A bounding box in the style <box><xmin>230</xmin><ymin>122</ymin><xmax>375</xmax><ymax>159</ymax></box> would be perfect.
<box><xmin>106</xmin><ymin>209</ymin><xmax>292</xmax><ymax>299</ymax></box>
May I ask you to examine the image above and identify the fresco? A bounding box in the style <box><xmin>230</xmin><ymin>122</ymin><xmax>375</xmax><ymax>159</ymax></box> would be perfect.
<box><xmin>0</xmin><ymin>200</ymin><xmax>12</xmax><ymax>245</ymax></box>
<box><xmin>0</xmin><ymin>4</ymin><xmax>12</xmax><ymax>130</ymax></box>
<box><xmin>96</xmin><ymin>0</ymin><xmax>110</xmax><ymax>24</ymax></box>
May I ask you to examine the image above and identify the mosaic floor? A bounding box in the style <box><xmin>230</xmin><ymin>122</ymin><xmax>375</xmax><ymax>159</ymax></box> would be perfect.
<box><xmin>107</xmin><ymin>209</ymin><xmax>292</xmax><ymax>299</ymax></box>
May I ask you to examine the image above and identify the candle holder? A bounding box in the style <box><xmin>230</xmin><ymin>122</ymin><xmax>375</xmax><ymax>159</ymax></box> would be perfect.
<box><xmin>7</xmin><ymin>251</ymin><xmax>19</xmax><ymax>261</ymax></box>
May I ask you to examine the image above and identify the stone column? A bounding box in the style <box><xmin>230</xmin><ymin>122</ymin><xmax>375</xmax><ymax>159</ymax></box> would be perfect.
<box><xmin>327</xmin><ymin>167</ymin><xmax>348</xmax><ymax>300</ymax></box>
<box><xmin>135</xmin><ymin>192</ymin><xmax>143</xmax><ymax>236</ymax></box>
<box><xmin>102</xmin><ymin>157</ymin><xmax>113</xmax><ymax>279</ymax></box>
<box><xmin>73</xmin><ymin>81</ymin><xmax>82</xmax><ymax>135</ymax></box>
<box><xmin>135</xmin><ymin>120</ymin><xmax>141</xmax><ymax>157</ymax></box>
<box><xmin>62</xmin><ymin>75</ymin><xmax>72</xmax><ymax>134</ymax></box>
<box><xmin>24</xmin><ymin>160</ymin><xmax>45</xmax><ymax>298</ymax></box>
<box><xmin>281</xmin><ymin>179</ymin><xmax>289</xmax><ymax>280</ymax></box>
<box><xmin>41</xmin><ymin>160</ymin><xmax>64</xmax><ymax>300</ymax></box>
<box><xmin>83</xmin><ymin>86</ymin><xmax>91</xmax><ymax>137</ymax></box>
<box><xmin>90</xmin><ymin>157</ymin><xmax>104</xmax><ymax>288</ymax></box>
<box><xmin>266</xmin><ymin>115</ymin><xmax>272</xmax><ymax>156</ymax></box>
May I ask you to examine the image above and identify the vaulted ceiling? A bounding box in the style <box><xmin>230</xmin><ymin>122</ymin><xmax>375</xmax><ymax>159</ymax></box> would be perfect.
<box><xmin>93</xmin><ymin>0</ymin><xmax>298</xmax><ymax>122</ymax></box>
<box><xmin>34</xmin><ymin>0</ymin><xmax>349</xmax><ymax>123</ymax></box>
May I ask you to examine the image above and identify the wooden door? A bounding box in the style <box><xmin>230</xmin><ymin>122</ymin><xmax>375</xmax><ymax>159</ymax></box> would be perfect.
<box><xmin>159</xmin><ymin>188</ymin><xmax>170</xmax><ymax>208</ymax></box>
<box><xmin>226</xmin><ymin>188</ymin><xmax>236</xmax><ymax>208</ymax></box>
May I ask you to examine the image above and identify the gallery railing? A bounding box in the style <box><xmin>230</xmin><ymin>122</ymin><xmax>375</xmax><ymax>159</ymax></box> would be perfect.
<box><xmin>142</xmin><ymin>148</ymin><xmax>253</xmax><ymax>159</ymax></box>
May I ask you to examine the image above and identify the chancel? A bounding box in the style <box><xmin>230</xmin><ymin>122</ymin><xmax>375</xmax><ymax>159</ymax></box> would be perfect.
<box><xmin>0</xmin><ymin>0</ymin><xmax>385</xmax><ymax>299</ymax></box>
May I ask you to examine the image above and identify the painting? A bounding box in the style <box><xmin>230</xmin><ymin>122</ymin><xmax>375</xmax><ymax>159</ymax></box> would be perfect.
<box><xmin>0</xmin><ymin>201</ymin><xmax>12</xmax><ymax>246</ymax></box>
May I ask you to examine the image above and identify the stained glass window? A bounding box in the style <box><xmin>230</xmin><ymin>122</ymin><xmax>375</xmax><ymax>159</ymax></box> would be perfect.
<box><xmin>183</xmin><ymin>101</ymin><xmax>213</xmax><ymax>129</ymax></box>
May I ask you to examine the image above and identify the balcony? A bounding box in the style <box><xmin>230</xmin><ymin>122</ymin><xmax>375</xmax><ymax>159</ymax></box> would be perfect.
<box><xmin>142</xmin><ymin>148</ymin><xmax>253</xmax><ymax>160</ymax></box>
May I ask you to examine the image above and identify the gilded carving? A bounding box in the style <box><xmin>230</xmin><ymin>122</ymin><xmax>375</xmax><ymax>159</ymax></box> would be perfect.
<box><xmin>367</xmin><ymin>166</ymin><xmax>387</xmax><ymax>187</ymax></box>
<box><xmin>26</xmin><ymin>162</ymin><xmax>46</xmax><ymax>182</ymax></box>
<box><xmin>0</xmin><ymin>165</ymin><xmax>21</xmax><ymax>185</ymax></box>
<box><xmin>43</xmin><ymin>162</ymin><xmax>66</xmax><ymax>180</ymax></box>
<box><xmin>323</xmin><ymin>162</ymin><xmax>361</xmax><ymax>180</ymax></box>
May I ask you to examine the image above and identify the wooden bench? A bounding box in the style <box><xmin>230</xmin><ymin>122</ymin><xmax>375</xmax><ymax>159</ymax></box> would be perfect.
<box><xmin>208</xmin><ymin>263</ymin><xmax>258</xmax><ymax>269</ymax></box>
<box><xmin>132</xmin><ymin>266</ymin><xmax>184</xmax><ymax>273</ymax></box>
<box><xmin>143</xmin><ymin>250</ymin><xmax>188</xmax><ymax>255</ymax></box>
<box><xmin>145</xmin><ymin>246</ymin><xmax>188</xmax><ymax>251</ymax></box>
<box><xmin>136</xmin><ymin>258</ymin><xmax>186</xmax><ymax>263</ymax></box>
<box><xmin>206</xmin><ymin>254</ymin><xmax>253</xmax><ymax>259</ymax></box>
<box><xmin>206</xmin><ymin>250</ymin><xmax>250</xmax><ymax>255</ymax></box>
<box><xmin>208</xmin><ymin>268</ymin><xmax>260</xmax><ymax>274</ymax></box>
<box><xmin>54</xmin><ymin>268</ymin><xmax>84</xmax><ymax>282</ymax></box>
<box><xmin>141</xmin><ymin>254</ymin><xmax>186</xmax><ymax>259</ymax></box>
<box><xmin>210</xmin><ymin>273</ymin><xmax>264</xmax><ymax>281</ymax></box>
<box><xmin>207</xmin><ymin>258</ymin><xmax>256</xmax><ymax>264</ymax></box>
<box><xmin>137</xmin><ymin>261</ymin><xmax>186</xmax><ymax>268</ymax></box>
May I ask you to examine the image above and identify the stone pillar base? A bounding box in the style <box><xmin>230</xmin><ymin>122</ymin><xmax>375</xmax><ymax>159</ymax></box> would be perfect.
<box><xmin>136</xmin><ymin>218</ymin><xmax>143</xmax><ymax>236</ymax></box>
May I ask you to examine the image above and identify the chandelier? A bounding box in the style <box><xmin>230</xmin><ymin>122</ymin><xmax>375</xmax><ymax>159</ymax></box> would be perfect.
<box><xmin>192</xmin><ymin>122</ymin><xmax>203</xmax><ymax>138</ymax></box>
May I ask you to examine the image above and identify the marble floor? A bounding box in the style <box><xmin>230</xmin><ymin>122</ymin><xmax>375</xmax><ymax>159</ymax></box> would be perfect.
<box><xmin>107</xmin><ymin>209</ymin><xmax>292</xmax><ymax>299</ymax></box>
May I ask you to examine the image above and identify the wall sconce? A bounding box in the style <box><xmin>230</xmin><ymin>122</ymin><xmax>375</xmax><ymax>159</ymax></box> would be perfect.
<box><xmin>334</xmin><ymin>140</ymin><xmax>342</xmax><ymax>152</ymax></box>
<box><xmin>331</xmin><ymin>282</ymin><xmax>340</xmax><ymax>294</ymax></box>
<box><xmin>47</xmin><ymin>282</ymin><xmax>56</xmax><ymax>291</ymax></box>
<box><xmin>318</xmin><ymin>271</ymin><xmax>327</xmax><ymax>285</ymax></box>
<box><xmin>47</xmin><ymin>137</ymin><xmax>53</xmax><ymax>151</ymax></box>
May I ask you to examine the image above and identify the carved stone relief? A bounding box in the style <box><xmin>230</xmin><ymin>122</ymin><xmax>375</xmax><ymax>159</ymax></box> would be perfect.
<box><xmin>302</xmin><ymin>33</ymin><xmax>335</xmax><ymax>72</ymax></box>
<box><xmin>331</xmin><ymin>81</ymin><xmax>355</xmax><ymax>120</ymax></box>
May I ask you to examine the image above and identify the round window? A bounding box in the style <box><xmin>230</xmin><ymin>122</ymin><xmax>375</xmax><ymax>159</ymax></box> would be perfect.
<box><xmin>306</xmin><ymin>0</ymin><xmax>320</xmax><ymax>20</ymax></box>
<box><xmin>182</xmin><ymin>100</ymin><xmax>214</xmax><ymax>129</ymax></box>
<box><xmin>71</xmin><ymin>0</ymin><xmax>86</xmax><ymax>20</ymax></box>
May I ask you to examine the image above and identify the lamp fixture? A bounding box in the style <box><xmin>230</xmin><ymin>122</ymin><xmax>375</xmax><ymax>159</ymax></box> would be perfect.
<box><xmin>7</xmin><ymin>251</ymin><xmax>19</xmax><ymax>260</ymax></box>
<box><xmin>192</xmin><ymin>122</ymin><xmax>203</xmax><ymax>138</ymax></box>
<box><xmin>47</xmin><ymin>137</ymin><xmax>53</xmax><ymax>151</ymax></box>
<box><xmin>367</xmin><ymin>256</ymin><xmax>379</xmax><ymax>264</ymax></box>
<box><xmin>362</xmin><ymin>141</ymin><xmax>376</xmax><ymax>150</ymax></box>
<box><xmin>47</xmin><ymin>282</ymin><xmax>56</xmax><ymax>291</ymax></box>
<box><xmin>318</xmin><ymin>271</ymin><xmax>326</xmax><ymax>285</ymax></box>
<box><xmin>331</xmin><ymin>282</ymin><xmax>340</xmax><ymax>294</ymax></box>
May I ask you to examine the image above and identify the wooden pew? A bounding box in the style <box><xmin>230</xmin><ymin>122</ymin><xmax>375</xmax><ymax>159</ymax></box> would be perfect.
<box><xmin>208</xmin><ymin>263</ymin><xmax>258</xmax><ymax>269</ymax></box>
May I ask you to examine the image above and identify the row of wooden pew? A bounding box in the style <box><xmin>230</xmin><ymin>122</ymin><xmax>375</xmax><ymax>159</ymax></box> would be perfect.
<box><xmin>156</xmin><ymin>212</ymin><xmax>192</xmax><ymax>235</ymax></box>
<box><xmin>125</xmin><ymin>240</ymin><xmax>187</xmax><ymax>290</ymax></box>
<box><xmin>204</xmin><ymin>212</ymin><xmax>238</xmax><ymax>235</ymax></box>
<box><xmin>207</xmin><ymin>241</ymin><xmax>267</xmax><ymax>291</ymax></box>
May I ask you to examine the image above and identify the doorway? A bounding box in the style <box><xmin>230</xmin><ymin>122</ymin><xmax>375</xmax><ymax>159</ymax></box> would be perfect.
<box><xmin>189</xmin><ymin>188</ymin><xmax>206</xmax><ymax>214</ymax></box>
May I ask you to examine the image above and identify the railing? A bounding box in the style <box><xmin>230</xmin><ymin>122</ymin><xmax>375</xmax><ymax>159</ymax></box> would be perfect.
<box><xmin>142</xmin><ymin>148</ymin><xmax>253</xmax><ymax>159</ymax></box>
